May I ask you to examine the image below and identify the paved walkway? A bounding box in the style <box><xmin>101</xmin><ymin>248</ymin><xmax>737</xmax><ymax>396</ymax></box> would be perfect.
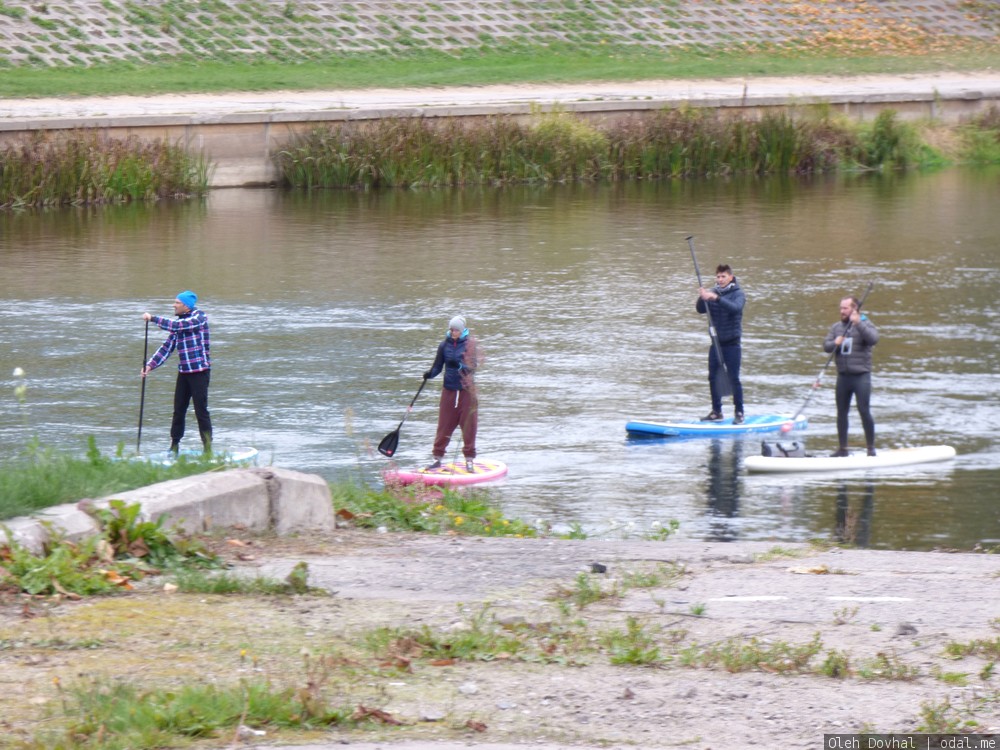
<box><xmin>3</xmin><ymin>71</ymin><xmax>1000</xmax><ymax>121</ymax></box>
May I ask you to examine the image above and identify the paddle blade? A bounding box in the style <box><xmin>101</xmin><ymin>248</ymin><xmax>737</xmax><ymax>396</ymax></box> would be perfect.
<box><xmin>377</xmin><ymin>429</ymin><xmax>400</xmax><ymax>458</ymax></box>
<box><xmin>713</xmin><ymin>368</ymin><xmax>733</xmax><ymax>398</ymax></box>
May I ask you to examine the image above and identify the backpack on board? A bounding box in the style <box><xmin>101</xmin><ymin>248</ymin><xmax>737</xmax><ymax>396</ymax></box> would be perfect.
<box><xmin>760</xmin><ymin>441</ymin><xmax>806</xmax><ymax>458</ymax></box>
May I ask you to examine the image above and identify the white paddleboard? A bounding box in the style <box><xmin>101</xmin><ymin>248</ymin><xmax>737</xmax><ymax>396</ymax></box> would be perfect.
<box><xmin>743</xmin><ymin>445</ymin><xmax>956</xmax><ymax>474</ymax></box>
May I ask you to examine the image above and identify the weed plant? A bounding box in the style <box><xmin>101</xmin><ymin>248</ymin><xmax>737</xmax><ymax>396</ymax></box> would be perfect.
<box><xmin>603</xmin><ymin>616</ymin><xmax>663</xmax><ymax>666</ymax></box>
<box><xmin>0</xmin><ymin>132</ymin><xmax>209</xmax><ymax>208</ymax></box>
<box><xmin>943</xmin><ymin>635</ymin><xmax>1000</xmax><ymax>660</ymax></box>
<box><xmin>550</xmin><ymin>572</ymin><xmax>618</xmax><ymax>610</ymax></box>
<box><xmin>679</xmin><ymin>633</ymin><xmax>823</xmax><ymax>674</ymax></box>
<box><xmin>855</xmin><ymin>650</ymin><xmax>920</xmax><ymax>681</ymax></box>
<box><xmin>363</xmin><ymin>607</ymin><xmax>529</xmax><ymax>663</ymax></box>
<box><xmin>24</xmin><ymin>677</ymin><xmax>358</xmax><ymax>749</ymax></box>
<box><xmin>1</xmin><ymin>498</ymin><xmax>221</xmax><ymax>596</ymax></box>
<box><xmin>960</xmin><ymin>105</ymin><xmax>1000</xmax><ymax>163</ymax></box>
<box><xmin>331</xmin><ymin>479</ymin><xmax>537</xmax><ymax>538</ymax></box>
<box><xmin>362</xmin><ymin>605</ymin><xmax>589</xmax><ymax>666</ymax></box>
<box><xmin>170</xmin><ymin>566</ymin><xmax>319</xmax><ymax>595</ymax></box>
<box><xmin>917</xmin><ymin>693</ymin><xmax>996</xmax><ymax>733</ymax></box>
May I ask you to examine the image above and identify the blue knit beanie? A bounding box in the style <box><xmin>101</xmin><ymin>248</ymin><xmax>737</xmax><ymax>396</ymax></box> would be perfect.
<box><xmin>176</xmin><ymin>290</ymin><xmax>197</xmax><ymax>310</ymax></box>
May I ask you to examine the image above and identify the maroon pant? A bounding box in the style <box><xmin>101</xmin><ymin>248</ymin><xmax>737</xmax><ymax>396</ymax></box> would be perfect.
<box><xmin>433</xmin><ymin>388</ymin><xmax>477</xmax><ymax>459</ymax></box>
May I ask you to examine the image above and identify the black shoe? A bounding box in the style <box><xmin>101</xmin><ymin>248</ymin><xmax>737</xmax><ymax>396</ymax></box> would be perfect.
<box><xmin>168</xmin><ymin>442</ymin><xmax>180</xmax><ymax>455</ymax></box>
<box><xmin>424</xmin><ymin>459</ymin><xmax>442</xmax><ymax>471</ymax></box>
<box><xmin>701</xmin><ymin>411</ymin><xmax>724</xmax><ymax>422</ymax></box>
<box><xmin>867</xmin><ymin>446</ymin><xmax>877</xmax><ymax>457</ymax></box>
<box><xmin>831</xmin><ymin>448</ymin><xmax>850</xmax><ymax>458</ymax></box>
<box><xmin>733</xmin><ymin>412</ymin><xmax>744</xmax><ymax>425</ymax></box>
<box><xmin>465</xmin><ymin>459</ymin><xmax>475</xmax><ymax>472</ymax></box>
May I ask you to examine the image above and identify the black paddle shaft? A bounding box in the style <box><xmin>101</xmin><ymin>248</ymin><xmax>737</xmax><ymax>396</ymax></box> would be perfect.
<box><xmin>137</xmin><ymin>319</ymin><xmax>149</xmax><ymax>454</ymax></box>
<box><xmin>687</xmin><ymin>236</ymin><xmax>733</xmax><ymax>399</ymax></box>
<box><xmin>377</xmin><ymin>377</ymin><xmax>428</xmax><ymax>457</ymax></box>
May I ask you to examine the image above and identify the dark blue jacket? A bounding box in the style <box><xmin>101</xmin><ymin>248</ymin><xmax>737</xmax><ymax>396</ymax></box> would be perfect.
<box><xmin>427</xmin><ymin>330</ymin><xmax>476</xmax><ymax>391</ymax></box>
<box><xmin>696</xmin><ymin>279</ymin><xmax>745</xmax><ymax>345</ymax></box>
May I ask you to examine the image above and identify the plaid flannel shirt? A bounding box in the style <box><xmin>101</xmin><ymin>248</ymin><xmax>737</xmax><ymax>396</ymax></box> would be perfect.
<box><xmin>146</xmin><ymin>309</ymin><xmax>211</xmax><ymax>373</ymax></box>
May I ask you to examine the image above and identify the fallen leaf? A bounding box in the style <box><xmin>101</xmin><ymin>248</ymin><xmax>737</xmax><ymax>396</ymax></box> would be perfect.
<box><xmin>352</xmin><ymin>705</ymin><xmax>403</xmax><ymax>725</ymax></box>
<box><xmin>380</xmin><ymin>656</ymin><xmax>412</xmax><ymax>671</ymax></box>
<box><xmin>465</xmin><ymin>719</ymin><xmax>487</xmax><ymax>732</ymax></box>
<box><xmin>429</xmin><ymin>658</ymin><xmax>456</xmax><ymax>667</ymax></box>
<box><xmin>336</xmin><ymin>508</ymin><xmax>356</xmax><ymax>520</ymax></box>
<box><xmin>788</xmin><ymin>565</ymin><xmax>829</xmax><ymax>575</ymax></box>
<box><xmin>127</xmin><ymin>537</ymin><xmax>150</xmax><ymax>558</ymax></box>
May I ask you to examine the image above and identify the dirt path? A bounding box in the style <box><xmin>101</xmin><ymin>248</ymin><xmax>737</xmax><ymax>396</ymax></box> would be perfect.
<box><xmin>3</xmin><ymin>529</ymin><xmax>996</xmax><ymax>749</ymax></box>
<box><xmin>3</xmin><ymin>71</ymin><xmax>999</xmax><ymax>120</ymax></box>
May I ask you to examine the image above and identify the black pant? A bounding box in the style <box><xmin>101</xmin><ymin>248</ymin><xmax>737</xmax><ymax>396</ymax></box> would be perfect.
<box><xmin>171</xmin><ymin>370</ymin><xmax>212</xmax><ymax>447</ymax></box>
<box><xmin>835</xmin><ymin>371</ymin><xmax>874</xmax><ymax>449</ymax></box>
<box><xmin>708</xmin><ymin>342</ymin><xmax>744</xmax><ymax>414</ymax></box>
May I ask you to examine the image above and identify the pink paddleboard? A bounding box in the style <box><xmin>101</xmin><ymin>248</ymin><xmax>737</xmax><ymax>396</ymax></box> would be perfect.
<box><xmin>384</xmin><ymin>458</ymin><xmax>508</xmax><ymax>486</ymax></box>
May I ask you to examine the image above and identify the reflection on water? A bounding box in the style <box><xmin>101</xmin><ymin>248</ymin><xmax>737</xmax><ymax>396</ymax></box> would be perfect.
<box><xmin>836</xmin><ymin>482</ymin><xmax>875</xmax><ymax>548</ymax></box>
<box><xmin>705</xmin><ymin>439</ymin><xmax>744</xmax><ymax>542</ymax></box>
<box><xmin>1</xmin><ymin>169</ymin><xmax>999</xmax><ymax>550</ymax></box>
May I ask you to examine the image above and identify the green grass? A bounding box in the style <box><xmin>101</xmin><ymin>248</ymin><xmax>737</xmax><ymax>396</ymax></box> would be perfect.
<box><xmin>2</xmin><ymin>46</ymin><xmax>999</xmax><ymax>98</ymax></box>
<box><xmin>170</xmin><ymin>563</ymin><xmax>322</xmax><ymax>596</ymax></box>
<box><xmin>0</xmin><ymin>439</ymin><xmax>235</xmax><ymax>521</ymax></box>
<box><xmin>23</xmin><ymin>677</ymin><xmax>358</xmax><ymax>749</ymax></box>
<box><xmin>331</xmin><ymin>479</ymin><xmax>538</xmax><ymax>538</ymax></box>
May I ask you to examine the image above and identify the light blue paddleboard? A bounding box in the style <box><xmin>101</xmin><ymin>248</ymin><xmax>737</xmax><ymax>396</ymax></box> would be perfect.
<box><xmin>626</xmin><ymin>413</ymin><xmax>807</xmax><ymax>439</ymax></box>
<box><xmin>132</xmin><ymin>446</ymin><xmax>259</xmax><ymax>467</ymax></box>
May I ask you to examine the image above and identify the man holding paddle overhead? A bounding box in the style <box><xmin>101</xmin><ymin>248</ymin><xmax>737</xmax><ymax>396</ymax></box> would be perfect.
<box><xmin>824</xmin><ymin>295</ymin><xmax>879</xmax><ymax>457</ymax></box>
<box><xmin>696</xmin><ymin>264</ymin><xmax>746</xmax><ymax>424</ymax></box>
<box><xmin>423</xmin><ymin>315</ymin><xmax>479</xmax><ymax>472</ymax></box>
<box><xmin>141</xmin><ymin>290</ymin><xmax>212</xmax><ymax>455</ymax></box>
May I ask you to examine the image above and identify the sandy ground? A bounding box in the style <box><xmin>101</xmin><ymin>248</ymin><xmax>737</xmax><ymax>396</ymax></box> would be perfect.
<box><xmin>3</xmin><ymin>528</ymin><xmax>997</xmax><ymax>750</ymax></box>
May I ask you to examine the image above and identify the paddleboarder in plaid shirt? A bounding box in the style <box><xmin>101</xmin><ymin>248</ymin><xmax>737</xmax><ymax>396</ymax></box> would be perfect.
<box><xmin>141</xmin><ymin>290</ymin><xmax>212</xmax><ymax>454</ymax></box>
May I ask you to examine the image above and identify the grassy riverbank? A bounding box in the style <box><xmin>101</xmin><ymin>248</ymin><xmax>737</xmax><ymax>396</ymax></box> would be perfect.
<box><xmin>0</xmin><ymin>439</ymin><xmax>237</xmax><ymax>521</ymax></box>
<box><xmin>4</xmin><ymin>46</ymin><xmax>1000</xmax><ymax>98</ymax></box>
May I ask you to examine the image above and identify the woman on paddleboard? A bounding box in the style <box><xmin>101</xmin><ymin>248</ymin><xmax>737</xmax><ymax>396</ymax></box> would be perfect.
<box><xmin>423</xmin><ymin>315</ymin><xmax>481</xmax><ymax>472</ymax></box>
<box><xmin>824</xmin><ymin>295</ymin><xmax>879</xmax><ymax>457</ymax></box>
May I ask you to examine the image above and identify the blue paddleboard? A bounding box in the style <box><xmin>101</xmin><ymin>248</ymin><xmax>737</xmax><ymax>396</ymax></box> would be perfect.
<box><xmin>131</xmin><ymin>446</ymin><xmax>259</xmax><ymax>467</ymax></box>
<box><xmin>626</xmin><ymin>413</ymin><xmax>807</xmax><ymax>439</ymax></box>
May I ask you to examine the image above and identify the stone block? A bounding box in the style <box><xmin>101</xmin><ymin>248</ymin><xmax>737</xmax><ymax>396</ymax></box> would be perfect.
<box><xmin>249</xmin><ymin>467</ymin><xmax>335</xmax><ymax>535</ymax></box>
<box><xmin>0</xmin><ymin>503</ymin><xmax>102</xmax><ymax>554</ymax></box>
<box><xmin>100</xmin><ymin>470</ymin><xmax>271</xmax><ymax>535</ymax></box>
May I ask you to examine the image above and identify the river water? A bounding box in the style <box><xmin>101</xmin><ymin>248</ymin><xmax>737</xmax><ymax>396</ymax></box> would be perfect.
<box><xmin>1</xmin><ymin>168</ymin><xmax>998</xmax><ymax>550</ymax></box>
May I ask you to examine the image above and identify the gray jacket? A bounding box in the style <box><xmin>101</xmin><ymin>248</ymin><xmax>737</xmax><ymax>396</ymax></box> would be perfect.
<box><xmin>823</xmin><ymin>316</ymin><xmax>879</xmax><ymax>375</ymax></box>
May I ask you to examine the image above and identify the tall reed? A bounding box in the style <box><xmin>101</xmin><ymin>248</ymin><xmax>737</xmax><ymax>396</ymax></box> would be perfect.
<box><xmin>0</xmin><ymin>132</ymin><xmax>210</xmax><ymax>208</ymax></box>
<box><xmin>275</xmin><ymin>107</ymin><xmax>932</xmax><ymax>190</ymax></box>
